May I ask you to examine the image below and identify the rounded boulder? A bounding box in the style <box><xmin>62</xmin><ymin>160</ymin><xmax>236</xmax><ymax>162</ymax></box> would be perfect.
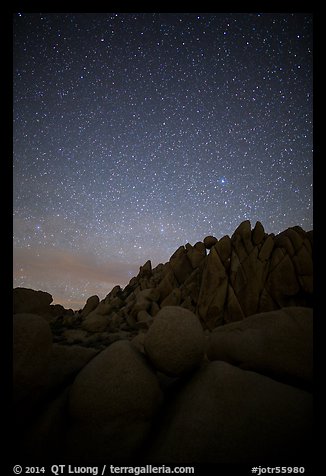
<box><xmin>145</xmin><ymin>361</ymin><xmax>312</xmax><ymax>464</ymax></box>
<box><xmin>207</xmin><ymin>307</ymin><xmax>313</xmax><ymax>388</ymax></box>
<box><xmin>203</xmin><ymin>236</ymin><xmax>218</xmax><ymax>249</ymax></box>
<box><xmin>144</xmin><ymin>306</ymin><xmax>205</xmax><ymax>376</ymax></box>
<box><xmin>67</xmin><ymin>340</ymin><xmax>163</xmax><ymax>461</ymax></box>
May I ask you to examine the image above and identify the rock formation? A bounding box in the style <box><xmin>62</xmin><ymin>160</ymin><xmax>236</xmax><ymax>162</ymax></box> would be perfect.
<box><xmin>67</xmin><ymin>340</ymin><xmax>163</xmax><ymax>462</ymax></box>
<box><xmin>12</xmin><ymin>221</ymin><xmax>313</xmax><ymax>465</ymax></box>
<box><xmin>144</xmin><ymin>306</ymin><xmax>205</xmax><ymax>376</ymax></box>
<box><xmin>145</xmin><ymin>360</ymin><xmax>312</xmax><ymax>464</ymax></box>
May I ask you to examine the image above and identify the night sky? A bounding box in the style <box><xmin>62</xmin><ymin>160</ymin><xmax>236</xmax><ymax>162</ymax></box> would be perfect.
<box><xmin>13</xmin><ymin>12</ymin><xmax>313</xmax><ymax>309</ymax></box>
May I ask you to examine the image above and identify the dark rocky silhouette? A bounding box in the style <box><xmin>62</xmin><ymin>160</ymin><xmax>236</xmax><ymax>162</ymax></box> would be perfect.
<box><xmin>13</xmin><ymin>221</ymin><xmax>313</xmax><ymax>464</ymax></box>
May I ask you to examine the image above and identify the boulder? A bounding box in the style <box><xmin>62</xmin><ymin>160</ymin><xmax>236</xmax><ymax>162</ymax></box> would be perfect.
<box><xmin>229</xmin><ymin>245</ymin><xmax>268</xmax><ymax>318</ymax></box>
<box><xmin>104</xmin><ymin>285</ymin><xmax>122</xmax><ymax>302</ymax></box>
<box><xmin>203</xmin><ymin>235</ymin><xmax>217</xmax><ymax>249</ymax></box>
<box><xmin>169</xmin><ymin>248</ymin><xmax>193</xmax><ymax>284</ymax></box>
<box><xmin>47</xmin><ymin>344</ymin><xmax>98</xmax><ymax>391</ymax></box>
<box><xmin>186</xmin><ymin>243</ymin><xmax>206</xmax><ymax>268</ymax></box>
<box><xmin>194</xmin><ymin>241</ymin><xmax>206</xmax><ymax>254</ymax></box>
<box><xmin>215</xmin><ymin>235</ymin><xmax>231</xmax><ymax>264</ymax></box>
<box><xmin>252</xmin><ymin>221</ymin><xmax>265</xmax><ymax>245</ymax></box>
<box><xmin>181</xmin><ymin>268</ymin><xmax>202</xmax><ymax>306</ymax></box>
<box><xmin>94</xmin><ymin>296</ymin><xmax>123</xmax><ymax>316</ymax></box>
<box><xmin>207</xmin><ymin>307</ymin><xmax>313</xmax><ymax>388</ymax></box>
<box><xmin>160</xmin><ymin>288</ymin><xmax>181</xmax><ymax>307</ymax></box>
<box><xmin>196</xmin><ymin>246</ymin><xmax>228</xmax><ymax>328</ymax></box>
<box><xmin>59</xmin><ymin>314</ymin><xmax>78</xmax><ymax>328</ymax></box>
<box><xmin>145</xmin><ymin>361</ymin><xmax>312</xmax><ymax>464</ymax></box>
<box><xmin>13</xmin><ymin>287</ymin><xmax>53</xmax><ymax>314</ymax></box>
<box><xmin>62</xmin><ymin>329</ymin><xmax>88</xmax><ymax>344</ymax></box>
<box><xmin>144</xmin><ymin>306</ymin><xmax>205</xmax><ymax>376</ymax></box>
<box><xmin>157</xmin><ymin>268</ymin><xmax>179</xmax><ymax>301</ymax></box>
<box><xmin>130</xmin><ymin>288</ymin><xmax>160</xmax><ymax>318</ymax></box>
<box><xmin>223</xmin><ymin>282</ymin><xmax>245</xmax><ymax>323</ymax></box>
<box><xmin>125</xmin><ymin>312</ymin><xmax>138</xmax><ymax>329</ymax></box>
<box><xmin>136</xmin><ymin>310</ymin><xmax>153</xmax><ymax>329</ymax></box>
<box><xmin>42</xmin><ymin>304</ymin><xmax>67</xmax><ymax>321</ymax></box>
<box><xmin>81</xmin><ymin>312</ymin><xmax>110</xmax><ymax>332</ymax></box>
<box><xmin>67</xmin><ymin>341</ymin><xmax>163</xmax><ymax>462</ymax></box>
<box><xmin>138</xmin><ymin>260</ymin><xmax>152</xmax><ymax>279</ymax></box>
<box><xmin>292</xmin><ymin>244</ymin><xmax>313</xmax><ymax>277</ymax></box>
<box><xmin>13</xmin><ymin>313</ymin><xmax>53</xmax><ymax>412</ymax></box>
<box><xmin>137</xmin><ymin>288</ymin><xmax>160</xmax><ymax>302</ymax></box>
<box><xmin>258</xmin><ymin>234</ymin><xmax>275</xmax><ymax>260</ymax></box>
<box><xmin>110</xmin><ymin>312</ymin><xmax>123</xmax><ymax>329</ymax></box>
<box><xmin>284</xmin><ymin>227</ymin><xmax>304</xmax><ymax>252</ymax></box>
<box><xmin>149</xmin><ymin>301</ymin><xmax>160</xmax><ymax>316</ymax></box>
<box><xmin>131</xmin><ymin>331</ymin><xmax>146</xmax><ymax>353</ymax></box>
<box><xmin>267</xmin><ymin>248</ymin><xmax>300</xmax><ymax>306</ymax></box>
<box><xmin>231</xmin><ymin>220</ymin><xmax>253</xmax><ymax>258</ymax></box>
<box><xmin>80</xmin><ymin>295</ymin><xmax>99</xmax><ymax>318</ymax></box>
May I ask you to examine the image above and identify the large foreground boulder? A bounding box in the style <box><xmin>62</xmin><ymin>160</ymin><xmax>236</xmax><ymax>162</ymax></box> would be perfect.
<box><xmin>144</xmin><ymin>306</ymin><xmax>205</xmax><ymax>376</ymax></box>
<box><xmin>67</xmin><ymin>340</ymin><xmax>163</xmax><ymax>462</ymax></box>
<box><xmin>47</xmin><ymin>344</ymin><xmax>99</xmax><ymax>392</ymax></box>
<box><xmin>207</xmin><ymin>307</ymin><xmax>313</xmax><ymax>389</ymax></box>
<box><xmin>145</xmin><ymin>361</ymin><xmax>312</xmax><ymax>464</ymax></box>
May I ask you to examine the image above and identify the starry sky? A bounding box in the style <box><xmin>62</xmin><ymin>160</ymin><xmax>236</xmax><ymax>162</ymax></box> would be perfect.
<box><xmin>13</xmin><ymin>12</ymin><xmax>313</xmax><ymax>309</ymax></box>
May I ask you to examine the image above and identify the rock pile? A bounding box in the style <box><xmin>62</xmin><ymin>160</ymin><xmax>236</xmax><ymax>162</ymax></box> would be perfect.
<box><xmin>12</xmin><ymin>221</ymin><xmax>313</xmax><ymax>464</ymax></box>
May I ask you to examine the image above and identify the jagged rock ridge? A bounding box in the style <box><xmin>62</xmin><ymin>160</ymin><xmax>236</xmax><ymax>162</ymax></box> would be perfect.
<box><xmin>12</xmin><ymin>220</ymin><xmax>313</xmax><ymax>464</ymax></box>
<box><xmin>14</xmin><ymin>220</ymin><xmax>313</xmax><ymax>347</ymax></box>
